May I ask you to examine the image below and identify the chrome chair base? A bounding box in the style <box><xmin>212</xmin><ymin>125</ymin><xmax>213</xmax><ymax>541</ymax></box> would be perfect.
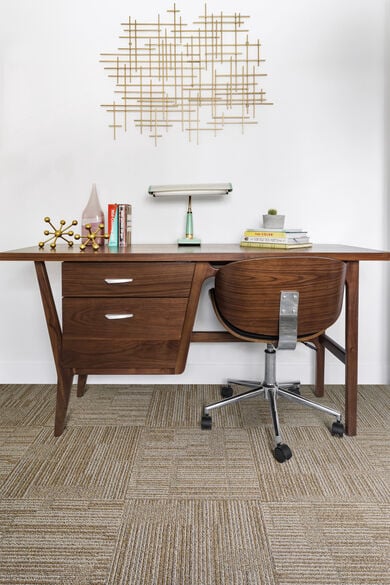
<box><xmin>201</xmin><ymin>345</ymin><xmax>344</xmax><ymax>462</ymax></box>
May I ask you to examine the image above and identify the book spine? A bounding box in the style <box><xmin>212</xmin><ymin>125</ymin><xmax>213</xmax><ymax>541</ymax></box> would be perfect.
<box><xmin>107</xmin><ymin>204</ymin><xmax>118</xmax><ymax>247</ymax></box>
<box><xmin>244</xmin><ymin>230</ymin><xmax>289</xmax><ymax>238</ymax></box>
<box><xmin>118</xmin><ymin>205</ymin><xmax>126</xmax><ymax>247</ymax></box>
<box><xmin>126</xmin><ymin>204</ymin><xmax>132</xmax><ymax>246</ymax></box>
<box><xmin>244</xmin><ymin>230</ymin><xmax>307</xmax><ymax>238</ymax></box>
<box><xmin>107</xmin><ymin>204</ymin><xmax>117</xmax><ymax>235</ymax></box>
<box><xmin>118</xmin><ymin>204</ymin><xmax>132</xmax><ymax>247</ymax></box>
<box><xmin>242</xmin><ymin>236</ymin><xmax>310</xmax><ymax>244</ymax></box>
<box><xmin>240</xmin><ymin>241</ymin><xmax>312</xmax><ymax>249</ymax></box>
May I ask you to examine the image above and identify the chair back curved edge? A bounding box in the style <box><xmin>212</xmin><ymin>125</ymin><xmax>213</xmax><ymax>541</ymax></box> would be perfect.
<box><xmin>210</xmin><ymin>256</ymin><xmax>347</xmax><ymax>344</ymax></box>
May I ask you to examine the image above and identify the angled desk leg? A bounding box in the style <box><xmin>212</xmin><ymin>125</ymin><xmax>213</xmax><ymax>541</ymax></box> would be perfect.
<box><xmin>344</xmin><ymin>261</ymin><xmax>359</xmax><ymax>436</ymax></box>
<box><xmin>34</xmin><ymin>261</ymin><xmax>73</xmax><ymax>436</ymax></box>
<box><xmin>176</xmin><ymin>262</ymin><xmax>217</xmax><ymax>373</ymax></box>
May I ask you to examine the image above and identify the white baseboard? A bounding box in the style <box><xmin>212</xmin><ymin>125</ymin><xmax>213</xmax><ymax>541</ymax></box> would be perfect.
<box><xmin>1</xmin><ymin>356</ymin><xmax>389</xmax><ymax>385</ymax></box>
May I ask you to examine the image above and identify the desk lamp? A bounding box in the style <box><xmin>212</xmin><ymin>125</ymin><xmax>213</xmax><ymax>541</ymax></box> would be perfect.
<box><xmin>148</xmin><ymin>183</ymin><xmax>232</xmax><ymax>245</ymax></box>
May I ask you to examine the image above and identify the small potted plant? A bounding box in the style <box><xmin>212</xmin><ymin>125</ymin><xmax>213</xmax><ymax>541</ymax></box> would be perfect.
<box><xmin>262</xmin><ymin>208</ymin><xmax>285</xmax><ymax>229</ymax></box>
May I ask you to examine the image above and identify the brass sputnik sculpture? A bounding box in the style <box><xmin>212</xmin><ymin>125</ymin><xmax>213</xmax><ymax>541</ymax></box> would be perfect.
<box><xmin>38</xmin><ymin>217</ymin><xmax>78</xmax><ymax>248</ymax></box>
<box><xmin>74</xmin><ymin>223</ymin><xmax>109</xmax><ymax>251</ymax></box>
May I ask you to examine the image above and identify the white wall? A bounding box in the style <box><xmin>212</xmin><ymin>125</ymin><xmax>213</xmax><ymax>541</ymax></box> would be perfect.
<box><xmin>0</xmin><ymin>0</ymin><xmax>388</xmax><ymax>384</ymax></box>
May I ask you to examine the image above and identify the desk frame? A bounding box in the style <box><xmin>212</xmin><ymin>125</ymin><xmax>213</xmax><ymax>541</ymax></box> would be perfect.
<box><xmin>1</xmin><ymin>243</ymin><xmax>389</xmax><ymax>437</ymax></box>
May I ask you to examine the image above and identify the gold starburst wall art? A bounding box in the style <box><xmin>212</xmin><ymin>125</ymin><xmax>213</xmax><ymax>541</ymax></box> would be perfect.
<box><xmin>100</xmin><ymin>3</ymin><xmax>272</xmax><ymax>145</ymax></box>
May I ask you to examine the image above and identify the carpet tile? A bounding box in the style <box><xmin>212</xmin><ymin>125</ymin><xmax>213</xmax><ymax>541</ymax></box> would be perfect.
<box><xmin>0</xmin><ymin>383</ymin><xmax>388</xmax><ymax>584</ymax></box>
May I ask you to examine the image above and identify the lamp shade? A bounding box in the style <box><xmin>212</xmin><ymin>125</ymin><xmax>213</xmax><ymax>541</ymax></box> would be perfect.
<box><xmin>148</xmin><ymin>183</ymin><xmax>232</xmax><ymax>197</ymax></box>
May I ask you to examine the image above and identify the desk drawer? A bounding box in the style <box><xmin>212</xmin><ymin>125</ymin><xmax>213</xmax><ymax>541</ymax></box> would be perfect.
<box><xmin>62</xmin><ymin>339</ymin><xmax>181</xmax><ymax>372</ymax></box>
<box><xmin>63</xmin><ymin>298</ymin><xmax>187</xmax><ymax>339</ymax></box>
<box><xmin>62</xmin><ymin>262</ymin><xmax>194</xmax><ymax>297</ymax></box>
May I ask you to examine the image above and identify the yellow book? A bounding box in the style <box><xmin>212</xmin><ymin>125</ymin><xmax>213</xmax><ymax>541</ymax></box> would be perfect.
<box><xmin>244</xmin><ymin>229</ymin><xmax>306</xmax><ymax>238</ymax></box>
<box><xmin>240</xmin><ymin>241</ymin><xmax>312</xmax><ymax>249</ymax></box>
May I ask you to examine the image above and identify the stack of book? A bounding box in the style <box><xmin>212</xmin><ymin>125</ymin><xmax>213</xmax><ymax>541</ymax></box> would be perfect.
<box><xmin>240</xmin><ymin>228</ymin><xmax>312</xmax><ymax>249</ymax></box>
<box><xmin>107</xmin><ymin>203</ymin><xmax>132</xmax><ymax>247</ymax></box>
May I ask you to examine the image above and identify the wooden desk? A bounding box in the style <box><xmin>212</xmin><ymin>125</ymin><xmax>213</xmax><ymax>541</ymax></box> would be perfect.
<box><xmin>1</xmin><ymin>243</ymin><xmax>389</xmax><ymax>437</ymax></box>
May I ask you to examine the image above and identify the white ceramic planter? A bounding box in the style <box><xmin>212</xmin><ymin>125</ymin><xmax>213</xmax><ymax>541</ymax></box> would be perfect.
<box><xmin>262</xmin><ymin>214</ymin><xmax>285</xmax><ymax>229</ymax></box>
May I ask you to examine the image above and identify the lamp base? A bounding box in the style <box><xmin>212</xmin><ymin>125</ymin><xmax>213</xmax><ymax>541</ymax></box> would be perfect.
<box><xmin>177</xmin><ymin>237</ymin><xmax>201</xmax><ymax>246</ymax></box>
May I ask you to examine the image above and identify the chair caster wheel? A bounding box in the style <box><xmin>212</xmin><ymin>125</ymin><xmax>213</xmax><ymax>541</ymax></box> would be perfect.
<box><xmin>221</xmin><ymin>385</ymin><xmax>233</xmax><ymax>398</ymax></box>
<box><xmin>280</xmin><ymin>383</ymin><xmax>300</xmax><ymax>395</ymax></box>
<box><xmin>331</xmin><ymin>421</ymin><xmax>344</xmax><ymax>437</ymax></box>
<box><xmin>201</xmin><ymin>414</ymin><xmax>212</xmax><ymax>430</ymax></box>
<box><xmin>274</xmin><ymin>443</ymin><xmax>292</xmax><ymax>463</ymax></box>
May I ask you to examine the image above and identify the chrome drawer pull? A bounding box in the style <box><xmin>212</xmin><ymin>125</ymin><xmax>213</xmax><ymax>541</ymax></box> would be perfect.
<box><xmin>104</xmin><ymin>278</ymin><xmax>134</xmax><ymax>284</ymax></box>
<box><xmin>104</xmin><ymin>313</ymin><xmax>134</xmax><ymax>320</ymax></box>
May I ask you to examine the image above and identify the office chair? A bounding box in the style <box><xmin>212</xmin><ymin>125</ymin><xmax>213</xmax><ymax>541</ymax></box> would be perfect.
<box><xmin>201</xmin><ymin>256</ymin><xmax>346</xmax><ymax>463</ymax></box>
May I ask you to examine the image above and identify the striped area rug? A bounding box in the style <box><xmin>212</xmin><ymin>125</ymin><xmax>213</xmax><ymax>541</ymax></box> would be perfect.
<box><xmin>0</xmin><ymin>383</ymin><xmax>389</xmax><ymax>584</ymax></box>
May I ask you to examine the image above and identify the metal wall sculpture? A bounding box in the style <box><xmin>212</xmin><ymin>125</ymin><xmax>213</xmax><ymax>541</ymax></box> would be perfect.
<box><xmin>101</xmin><ymin>4</ymin><xmax>272</xmax><ymax>145</ymax></box>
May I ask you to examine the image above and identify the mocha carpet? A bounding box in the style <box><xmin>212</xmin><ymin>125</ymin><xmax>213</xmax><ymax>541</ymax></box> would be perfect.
<box><xmin>0</xmin><ymin>383</ymin><xmax>389</xmax><ymax>584</ymax></box>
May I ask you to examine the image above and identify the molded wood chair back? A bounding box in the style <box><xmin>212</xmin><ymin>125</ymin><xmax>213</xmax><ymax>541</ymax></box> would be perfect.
<box><xmin>213</xmin><ymin>256</ymin><xmax>346</xmax><ymax>343</ymax></box>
